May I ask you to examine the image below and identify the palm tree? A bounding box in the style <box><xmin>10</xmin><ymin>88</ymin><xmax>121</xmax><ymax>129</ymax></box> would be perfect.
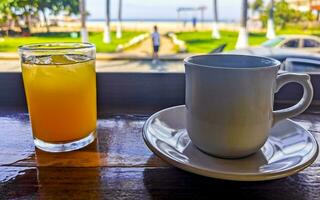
<box><xmin>212</xmin><ymin>0</ymin><xmax>220</xmax><ymax>39</ymax></box>
<box><xmin>236</xmin><ymin>0</ymin><xmax>248</xmax><ymax>49</ymax></box>
<box><xmin>79</xmin><ymin>0</ymin><xmax>88</xmax><ymax>42</ymax></box>
<box><xmin>116</xmin><ymin>0</ymin><xmax>122</xmax><ymax>39</ymax></box>
<box><xmin>266</xmin><ymin>0</ymin><xmax>276</xmax><ymax>39</ymax></box>
<box><xmin>103</xmin><ymin>0</ymin><xmax>111</xmax><ymax>43</ymax></box>
<box><xmin>250</xmin><ymin>0</ymin><xmax>263</xmax><ymax>17</ymax></box>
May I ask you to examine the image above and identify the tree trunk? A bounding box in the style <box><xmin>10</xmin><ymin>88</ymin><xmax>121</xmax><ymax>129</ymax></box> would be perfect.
<box><xmin>104</xmin><ymin>0</ymin><xmax>111</xmax><ymax>43</ymax></box>
<box><xmin>236</xmin><ymin>0</ymin><xmax>248</xmax><ymax>49</ymax></box>
<box><xmin>22</xmin><ymin>7</ymin><xmax>31</xmax><ymax>35</ymax></box>
<box><xmin>23</xmin><ymin>15</ymin><xmax>31</xmax><ymax>35</ymax></box>
<box><xmin>240</xmin><ymin>0</ymin><xmax>247</xmax><ymax>28</ymax></box>
<box><xmin>266</xmin><ymin>0</ymin><xmax>276</xmax><ymax>39</ymax></box>
<box><xmin>41</xmin><ymin>9</ymin><xmax>50</xmax><ymax>33</ymax></box>
<box><xmin>200</xmin><ymin>9</ymin><xmax>204</xmax><ymax>28</ymax></box>
<box><xmin>79</xmin><ymin>0</ymin><xmax>89</xmax><ymax>42</ymax></box>
<box><xmin>116</xmin><ymin>0</ymin><xmax>122</xmax><ymax>39</ymax></box>
<box><xmin>212</xmin><ymin>0</ymin><xmax>220</xmax><ymax>39</ymax></box>
<box><xmin>269</xmin><ymin>0</ymin><xmax>274</xmax><ymax>21</ymax></box>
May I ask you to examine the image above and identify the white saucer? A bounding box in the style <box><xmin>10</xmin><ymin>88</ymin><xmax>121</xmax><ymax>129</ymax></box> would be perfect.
<box><xmin>143</xmin><ymin>105</ymin><xmax>319</xmax><ymax>181</ymax></box>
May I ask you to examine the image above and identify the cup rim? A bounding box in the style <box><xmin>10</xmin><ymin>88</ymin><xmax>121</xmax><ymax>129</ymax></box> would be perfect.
<box><xmin>18</xmin><ymin>42</ymin><xmax>95</xmax><ymax>52</ymax></box>
<box><xmin>184</xmin><ymin>54</ymin><xmax>281</xmax><ymax>70</ymax></box>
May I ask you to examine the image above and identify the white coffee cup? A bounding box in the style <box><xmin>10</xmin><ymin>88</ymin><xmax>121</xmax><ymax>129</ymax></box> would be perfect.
<box><xmin>184</xmin><ymin>54</ymin><xmax>313</xmax><ymax>158</ymax></box>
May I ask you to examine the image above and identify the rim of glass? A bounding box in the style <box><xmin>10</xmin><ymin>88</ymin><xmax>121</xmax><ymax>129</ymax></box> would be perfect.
<box><xmin>18</xmin><ymin>42</ymin><xmax>95</xmax><ymax>51</ymax></box>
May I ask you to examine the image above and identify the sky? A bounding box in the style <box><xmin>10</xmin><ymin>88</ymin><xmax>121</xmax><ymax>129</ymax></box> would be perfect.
<box><xmin>86</xmin><ymin>0</ymin><xmax>267</xmax><ymax>21</ymax></box>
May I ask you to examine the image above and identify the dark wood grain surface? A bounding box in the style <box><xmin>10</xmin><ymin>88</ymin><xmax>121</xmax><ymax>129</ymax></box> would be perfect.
<box><xmin>0</xmin><ymin>109</ymin><xmax>319</xmax><ymax>200</ymax></box>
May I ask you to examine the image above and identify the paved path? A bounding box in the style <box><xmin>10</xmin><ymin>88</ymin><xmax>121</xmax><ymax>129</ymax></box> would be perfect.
<box><xmin>124</xmin><ymin>35</ymin><xmax>176</xmax><ymax>56</ymax></box>
<box><xmin>0</xmin><ymin>36</ymin><xmax>183</xmax><ymax>72</ymax></box>
<box><xmin>0</xmin><ymin>59</ymin><xmax>184</xmax><ymax>72</ymax></box>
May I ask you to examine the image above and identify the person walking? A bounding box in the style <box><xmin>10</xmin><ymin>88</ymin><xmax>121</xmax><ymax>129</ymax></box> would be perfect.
<box><xmin>192</xmin><ymin>17</ymin><xmax>197</xmax><ymax>30</ymax></box>
<box><xmin>151</xmin><ymin>25</ymin><xmax>160</xmax><ymax>63</ymax></box>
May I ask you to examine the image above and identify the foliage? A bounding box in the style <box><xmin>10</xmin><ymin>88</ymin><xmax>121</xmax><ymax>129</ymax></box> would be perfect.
<box><xmin>250</xmin><ymin>0</ymin><xmax>264</xmax><ymax>14</ymax></box>
<box><xmin>0</xmin><ymin>0</ymin><xmax>79</xmax><ymax>31</ymax></box>
<box><xmin>36</xmin><ymin>0</ymin><xmax>79</xmax><ymax>15</ymax></box>
<box><xmin>0</xmin><ymin>0</ymin><xmax>38</xmax><ymax>26</ymax></box>
<box><xmin>261</xmin><ymin>0</ymin><xmax>316</xmax><ymax>28</ymax></box>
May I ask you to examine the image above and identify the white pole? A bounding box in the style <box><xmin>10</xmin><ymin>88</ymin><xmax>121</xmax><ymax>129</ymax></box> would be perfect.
<box><xmin>116</xmin><ymin>0</ymin><xmax>122</xmax><ymax>39</ymax></box>
<box><xmin>103</xmin><ymin>26</ymin><xmax>111</xmax><ymax>43</ymax></box>
<box><xmin>212</xmin><ymin>0</ymin><xmax>220</xmax><ymax>39</ymax></box>
<box><xmin>116</xmin><ymin>22</ymin><xmax>122</xmax><ymax>39</ymax></box>
<box><xmin>81</xmin><ymin>28</ymin><xmax>89</xmax><ymax>43</ymax></box>
<box><xmin>266</xmin><ymin>19</ymin><xmax>276</xmax><ymax>39</ymax></box>
<box><xmin>236</xmin><ymin>27</ymin><xmax>248</xmax><ymax>49</ymax></box>
<box><xmin>103</xmin><ymin>0</ymin><xmax>111</xmax><ymax>43</ymax></box>
<box><xmin>236</xmin><ymin>0</ymin><xmax>249</xmax><ymax>49</ymax></box>
<box><xmin>266</xmin><ymin>0</ymin><xmax>276</xmax><ymax>39</ymax></box>
<box><xmin>80</xmin><ymin>0</ymin><xmax>88</xmax><ymax>43</ymax></box>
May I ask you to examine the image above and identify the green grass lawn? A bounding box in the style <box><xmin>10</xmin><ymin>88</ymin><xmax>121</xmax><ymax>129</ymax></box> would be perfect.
<box><xmin>176</xmin><ymin>27</ymin><xmax>320</xmax><ymax>53</ymax></box>
<box><xmin>0</xmin><ymin>31</ymin><xmax>144</xmax><ymax>52</ymax></box>
<box><xmin>277</xmin><ymin>24</ymin><xmax>320</xmax><ymax>36</ymax></box>
<box><xmin>176</xmin><ymin>31</ymin><xmax>267</xmax><ymax>53</ymax></box>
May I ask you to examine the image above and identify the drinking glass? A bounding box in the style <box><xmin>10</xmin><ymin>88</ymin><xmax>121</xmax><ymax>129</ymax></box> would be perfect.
<box><xmin>19</xmin><ymin>43</ymin><xmax>97</xmax><ymax>152</ymax></box>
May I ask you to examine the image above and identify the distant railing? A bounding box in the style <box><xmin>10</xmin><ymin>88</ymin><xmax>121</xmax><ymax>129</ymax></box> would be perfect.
<box><xmin>167</xmin><ymin>33</ymin><xmax>187</xmax><ymax>53</ymax></box>
<box><xmin>116</xmin><ymin>33</ymin><xmax>149</xmax><ymax>52</ymax></box>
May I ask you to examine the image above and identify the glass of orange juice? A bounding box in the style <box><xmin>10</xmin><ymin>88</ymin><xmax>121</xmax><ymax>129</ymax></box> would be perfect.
<box><xmin>19</xmin><ymin>43</ymin><xmax>96</xmax><ymax>152</ymax></box>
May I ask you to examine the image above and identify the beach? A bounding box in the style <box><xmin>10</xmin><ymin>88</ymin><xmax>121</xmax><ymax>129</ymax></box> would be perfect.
<box><xmin>31</xmin><ymin>20</ymin><xmax>264</xmax><ymax>33</ymax></box>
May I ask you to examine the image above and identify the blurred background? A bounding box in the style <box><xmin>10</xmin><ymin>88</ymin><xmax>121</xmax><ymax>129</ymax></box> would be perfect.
<box><xmin>0</xmin><ymin>0</ymin><xmax>320</xmax><ymax>72</ymax></box>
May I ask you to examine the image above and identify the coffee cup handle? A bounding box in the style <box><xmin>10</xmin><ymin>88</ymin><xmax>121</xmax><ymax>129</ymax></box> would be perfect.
<box><xmin>272</xmin><ymin>73</ymin><xmax>313</xmax><ymax>125</ymax></box>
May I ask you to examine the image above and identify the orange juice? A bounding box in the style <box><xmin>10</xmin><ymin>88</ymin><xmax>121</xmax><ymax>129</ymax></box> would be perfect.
<box><xmin>22</xmin><ymin>54</ymin><xmax>96</xmax><ymax>143</ymax></box>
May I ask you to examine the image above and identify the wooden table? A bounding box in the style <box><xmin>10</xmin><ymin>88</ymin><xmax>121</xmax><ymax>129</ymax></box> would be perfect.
<box><xmin>0</xmin><ymin>108</ymin><xmax>320</xmax><ymax>200</ymax></box>
<box><xmin>1</xmin><ymin>71</ymin><xmax>320</xmax><ymax>200</ymax></box>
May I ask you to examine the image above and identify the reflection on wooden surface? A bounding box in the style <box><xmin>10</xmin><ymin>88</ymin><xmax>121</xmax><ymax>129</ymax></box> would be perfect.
<box><xmin>0</xmin><ymin>109</ymin><xmax>319</xmax><ymax>199</ymax></box>
<box><xmin>0</xmin><ymin>112</ymin><xmax>166</xmax><ymax>168</ymax></box>
<box><xmin>34</xmin><ymin>139</ymin><xmax>102</xmax><ymax>167</ymax></box>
